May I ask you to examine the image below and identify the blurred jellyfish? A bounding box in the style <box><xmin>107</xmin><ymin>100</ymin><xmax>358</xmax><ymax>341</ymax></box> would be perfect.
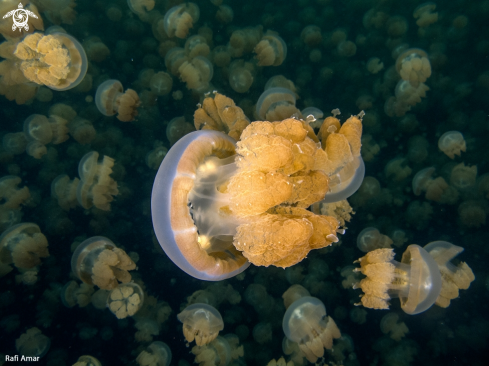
<box><xmin>15</xmin><ymin>327</ymin><xmax>50</xmax><ymax>360</ymax></box>
<box><xmin>136</xmin><ymin>341</ymin><xmax>172</xmax><ymax>366</ymax></box>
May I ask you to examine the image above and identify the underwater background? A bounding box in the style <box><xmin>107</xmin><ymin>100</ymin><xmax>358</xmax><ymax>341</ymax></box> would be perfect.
<box><xmin>0</xmin><ymin>0</ymin><xmax>488</xmax><ymax>365</ymax></box>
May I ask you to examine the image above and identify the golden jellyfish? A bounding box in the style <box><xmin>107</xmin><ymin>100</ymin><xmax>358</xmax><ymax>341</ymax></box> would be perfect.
<box><xmin>150</xmin><ymin>71</ymin><xmax>173</xmax><ymax>96</ymax></box>
<box><xmin>191</xmin><ymin>335</ymin><xmax>243</xmax><ymax>366</ymax></box>
<box><xmin>185</xmin><ymin>35</ymin><xmax>210</xmax><ymax>59</ymax></box>
<box><xmin>412</xmin><ymin>167</ymin><xmax>455</xmax><ymax>203</ymax></box>
<box><xmin>178</xmin><ymin>56</ymin><xmax>213</xmax><ymax>91</ymax></box>
<box><xmin>152</xmin><ymin>95</ymin><xmax>364</xmax><ymax>279</ymax></box>
<box><xmin>146</xmin><ymin>144</ymin><xmax>168</xmax><ymax>170</ymax></box>
<box><xmin>254</xmin><ymin>31</ymin><xmax>287</xmax><ymax>66</ymax></box>
<box><xmin>107</xmin><ymin>282</ymin><xmax>144</xmax><ymax>319</ymax></box>
<box><xmin>136</xmin><ymin>341</ymin><xmax>172</xmax><ymax>366</ymax></box>
<box><xmin>95</xmin><ymin>79</ymin><xmax>141</xmax><ymax>122</ymax></box>
<box><xmin>73</xmin><ymin>355</ymin><xmax>102</xmax><ymax>366</ymax></box>
<box><xmin>0</xmin><ymin>1</ymin><xmax>44</xmax><ymax>39</ymax></box>
<box><xmin>51</xmin><ymin>174</ymin><xmax>80</xmax><ymax>211</ymax></box>
<box><xmin>127</xmin><ymin>0</ymin><xmax>155</xmax><ymax>18</ymax></box>
<box><xmin>424</xmin><ymin>241</ymin><xmax>475</xmax><ymax>308</ymax></box>
<box><xmin>166</xmin><ymin>116</ymin><xmax>196</xmax><ymax>146</ymax></box>
<box><xmin>228</xmin><ymin>60</ymin><xmax>254</xmax><ymax>93</ymax></box>
<box><xmin>163</xmin><ymin>3</ymin><xmax>200</xmax><ymax>39</ymax></box>
<box><xmin>380</xmin><ymin>313</ymin><xmax>409</xmax><ymax>341</ymax></box>
<box><xmin>282</xmin><ymin>284</ymin><xmax>310</xmax><ymax>309</ymax></box>
<box><xmin>211</xmin><ymin>45</ymin><xmax>231</xmax><ymax>68</ymax></box>
<box><xmin>356</xmin><ymin>227</ymin><xmax>393</xmax><ymax>253</ymax></box>
<box><xmin>282</xmin><ymin>296</ymin><xmax>341</xmax><ymax>363</ymax></box>
<box><xmin>76</xmin><ymin>151</ymin><xmax>119</xmax><ymax>211</ymax></box>
<box><xmin>353</xmin><ymin>245</ymin><xmax>442</xmax><ymax>314</ymax></box>
<box><xmin>0</xmin><ymin>176</ymin><xmax>30</xmax><ymax>233</ymax></box>
<box><xmin>229</xmin><ymin>25</ymin><xmax>263</xmax><ymax>58</ymax></box>
<box><xmin>215</xmin><ymin>5</ymin><xmax>233</xmax><ymax>24</ymax></box>
<box><xmin>15</xmin><ymin>327</ymin><xmax>50</xmax><ymax>359</ymax></box>
<box><xmin>23</xmin><ymin>115</ymin><xmax>52</xmax><ymax>158</ymax></box>
<box><xmin>60</xmin><ymin>280</ymin><xmax>94</xmax><ymax>308</ymax></box>
<box><xmin>71</xmin><ymin>236</ymin><xmax>136</xmax><ymax>290</ymax></box>
<box><xmin>2</xmin><ymin>132</ymin><xmax>27</xmax><ymax>155</ymax></box>
<box><xmin>68</xmin><ymin>117</ymin><xmax>96</xmax><ymax>145</ymax></box>
<box><xmin>366</xmin><ymin>57</ymin><xmax>384</xmax><ymax>74</ymax></box>
<box><xmin>255</xmin><ymin>87</ymin><xmax>301</xmax><ymax>122</ymax></box>
<box><xmin>177</xmin><ymin>303</ymin><xmax>224</xmax><ymax>346</ymax></box>
<box><xmin>438</xmin><ymin>131</ymin><xmax>466</xmax><ymax>159</ymax></box>
<box><xmin>395</xmin><ymin>48</ymin><xmax>431</xmax><ymax>87</ymax></box>
<box><xmin>301</xmin><ymin>25</ymin><xmax>322</xmax><ymax>46</ymax></box>
<box><xmin>194</xmin><ymin>91</ymin><xmax>250</xmax><ymax>140</ymax></box>
<box><xmin>413</xmin><ymin>2</ymin><xmax>438</xmax><ymax>28</ymax></box>
<box><xmin>14</xmin><ymin>32</ymin><xmax>88</xmax><ymax>91</ymax></box>
<box><xmin>165</xmin><ymin>47</ymin><xmax>189</xmax><ymax>76</ymax></box>
<box><xmin>450</xmin><ymin>163</ymin><xmax>477</xmax><ymax>190</ymax></box>
<box><xmin>0</xmin><ymin>223</ymin><xmax>49</xmax><ymax>276</ymax></box>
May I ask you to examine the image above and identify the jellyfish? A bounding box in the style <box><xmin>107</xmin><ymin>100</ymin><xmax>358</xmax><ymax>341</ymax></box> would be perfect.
<box><xmin>178</xmin><ymin>56</ymin><xmax>213</xmax><ymax>91</ymax></box>
<box><xmin>395</xmin><ymin>48</ymin><xmax>431</xmax><ymax>87</ymax></box>
<box><xmin>71</xmin><ymin>236</ymin><xmax>136</xmax><ymax>290</ymax></box>
<box><xmin>76</xmin><ymin>151</ymin><xmax>119</xmax><ymax>211</ymax></box>
<box><xmin>380</xmin><ymin>313</ymin><xmax>409</xmax><ymax>341</ymax></box>
<box><xmin>423</xmin><ymin>241</ymin><xmax>475</xmax><ymax>308</ymax></box>
<box><xmin>177</xmin><ymin>303</ymin><xmax>224</xmax><ymax>346</ymax></box>
<box><xmin>228</xmin><ymin>60</ymin><xmax>254</xmax><ymax>93</ymax></box>
<box><xmin>166</xmin><ymin>116</ymin><xmax>196</xmax><ymax>146</ymax></box>
<box><xmin>353</xmin><ymin>245</ymin><xmax>442</xmax><ymax>314</ymax></box>
<box><xmin>254</xmin><ymin>31</ymin><xmax>287</xmax><ymax>66</ymax></box>
<box><xmin>413</xmin><ymin>3</ymin><xmax>438</xmax><ymax>28</ymax></box>
<box><xmin>73</xmin><ymin>355</ymin><xmax>102</xmax><ymax>366</ymax></box>
<box><xmin>163</xmin><ymin>3</ymin><xmax>200</xmax><ymax>39</ymax></box>
<box><xmin>13</xmin><ymin>32</ymin><xmax>87</xmax><ymax>91</ymax></box>
<box><xmin>191</xmin><ymin>335</ymin><xmax>243</xmax><ymax>366</ymax></box>
<box><xmin>95</xmin><ymin>79</ymin><xmax>141</xmax><ymax>122</ymax></box>
<box><xmin>282</xmin><ymin>296</ymin><xmax>341</xmax><ymax>363</ymax></box>
<box><xmin>356</xmin><ymin>227</ymin><xmax>393</xmax><ymax>253</ymax></box>
<box><xmin>255</xmin><ymin>87</ymin><xmax>301</xmax><ymax>122</ymax></box>
<box><xmin>107</xmin><ymin>282</ymin><xmax>144</xmax><ymax>319</ymax></box>
<box><xmin>194</xmin><ymin>91</ymin><xmax>250</xmax><ymax>140</ymax></box>
<box><xmin>61</xmin><ymin>281</ymin><xmax>94</xmax><ymax>308</ymax></box>
<box><xmin>0</xmin><ymin>223</ymin><xmax>49</xmax><ymax>277</ymax></box>
<box><xmin>150</xmin><ymin>71</ymin><xmax>173</xmax><ymax>96</ymax></box>
<box><xmin>136</xmin><ymin>341</ymin><xmax>172</xmax><ymax>366</ymax></box>
<box><xmin>185</xmin><ymin>35</ymin><xmax>210</xmax><ymax>58</ymax></box>
<box><xmin>15</xmin><ymin>327</ymin><xmax>50</xmax><ymax>359</ymax></box>
<box><xmin>438</xmin><ymin>131</ymin><xmax>466</xmax><ymax>159</ymax></box>
<box><xmin>152</xmin><ymin>93</ymin><xmax>363</xmax><ymax>280</ymax></box>
<box><xmin>51</xmin><ymin>174</ymin><xmax>80</xmax><ymax>211</ymax></box>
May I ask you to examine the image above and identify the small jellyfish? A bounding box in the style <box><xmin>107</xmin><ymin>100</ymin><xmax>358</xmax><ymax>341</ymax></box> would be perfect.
<box><xmin>424</xmin><ymin>241</ymin><xmax>475</xmax><ymax>307</ymax></box>
<box><xmin>354</xmin><ymin>245</ymin><xmax>442</xmax><ymax>314</ymax></box>
<box><xmin>107</xmin><ymin>282</ymin><xmax>144</xmax><ymax>319</ymax></box>
<box><xmin>136</xmin><ymin>341</ymin><xmax>172</xmax><ymax>366</ymax></box>
<box><xmin>185</xmin><ymin>35</ymin><xmax>210</xmax><ymax>58</ymax></box>
<box><xmin>51</xmin><ymin>174</ymin><xmax>80</xmax><ymax>211</ymax></box>
<box><xmin>76</xmin><ymin>151</ymin><xmax>119</xmax><ymax>211</ymax></box>
<box><xmin>194</xmin><ymin>91</ymin><xmax>250</xmax><ymax>140</ymax></box>
<box><xmin>254</xmin><ymin>31</ymin><xmax>287</xmax><ymax>66</ymax></box>
<box><xmin>15</xmin><ymin>327</ymin><xmax>50</xmax><ymax>359</ymax></box>
<box><xmin>72</xmin><ymin>355</ymin><xmax>102</xmax><ymax>366</ymax></box>
<box><xmin>0</xmin><ymin>222</ymin><xmax>49</xmax><ymax>272</ymax></box>
<box><xmin>282</xmin><ymin>296</ymin><xmax>341</xmax><ymax>363</ymax></box>
<box><xmin>166</xmin><ymin>116</ymin><xmax>196</xmax><ymax>145</ymax></box>
<box><xmin>150</xmin><ymin>71</ymin><xmax>173</xmax><ymax>96</ymax></box>
<box><xmin>413</xmin><ymin>3</ymin><xmax>438</xmax><ymax>28</ymax></box>
<box><xmin>14</xmin><ymin>32</ymin><xmax>88</xmax><ymax>91</ymax></box>
<box><xmin>71</xmin><ymin>236</ymin><xmax>136</xmax><ymax>290</ymax></box>
<box><xmin>177</xmin><ymin>303</ymin><xmax>224</xmax><ymax>346</ymax></box>
<box><xmin>438</xmin><ymin>131</ymin><xmax>466</xmax><ymax>159</ymax></box>
<box><xmin>356</xmin><ymin>227</ymin><xmax>393</xmax><ymax>253</ymax></box>
<box><xmin>228</xmin><ymin>60</ymin><xmax>254</xmax><ymax>93</ymax></box>
<box><xmin>395</xmin><ymin>48</ymin><xmax>431</xmax><ymax>87</ymax></box>
<box><xmin>178</xmin><ymin>56</ymin><xmax>213</xmax><ymax>91</ymax></box>
<box><xmin>380</xmin><ymin>313</ymin><xmax>409</xmax><ymax>341</ymax></box>
<box><xmin>95</xmin><ymin>79</ymin><xmax>141</xmax><ymax>122</ymax></box>
<box><xmin>255</xmin><ymin>87</ymin><xmax>301</xmax><ymax>121</ymax></box>
<box><xmin>163</xmin><ymin>3</ymin><xmax>200</xmax><ymax>39</ymax></box>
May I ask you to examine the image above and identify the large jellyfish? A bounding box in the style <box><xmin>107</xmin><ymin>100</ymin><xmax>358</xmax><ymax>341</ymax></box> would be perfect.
<box><xmin>152</xmin><ymin>93</ymin><xmax>364</xmax><ymax>280</ymax></box>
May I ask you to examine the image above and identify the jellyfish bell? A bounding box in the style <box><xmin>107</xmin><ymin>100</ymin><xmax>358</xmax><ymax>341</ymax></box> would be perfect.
<box><xmin>177</xmin><ymin>303</ymin><xmax>224</xmax><ymax>346</ymax></box>
<box><xmin>151</xmin><ymin>130</ymin><xmax>250</xmax><ymax>281</ymax></box>
<box><xmin>282</xmin><ymin>296</ymin><xmax>341</xmax><ymax>363</ymax></box>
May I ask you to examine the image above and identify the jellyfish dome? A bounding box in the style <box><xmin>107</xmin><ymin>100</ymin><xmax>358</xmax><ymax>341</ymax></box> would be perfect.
<box><xmin>282</xmin><ymin>296</ymin><xmax>341</xmax><ymax>363</ymax></box>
